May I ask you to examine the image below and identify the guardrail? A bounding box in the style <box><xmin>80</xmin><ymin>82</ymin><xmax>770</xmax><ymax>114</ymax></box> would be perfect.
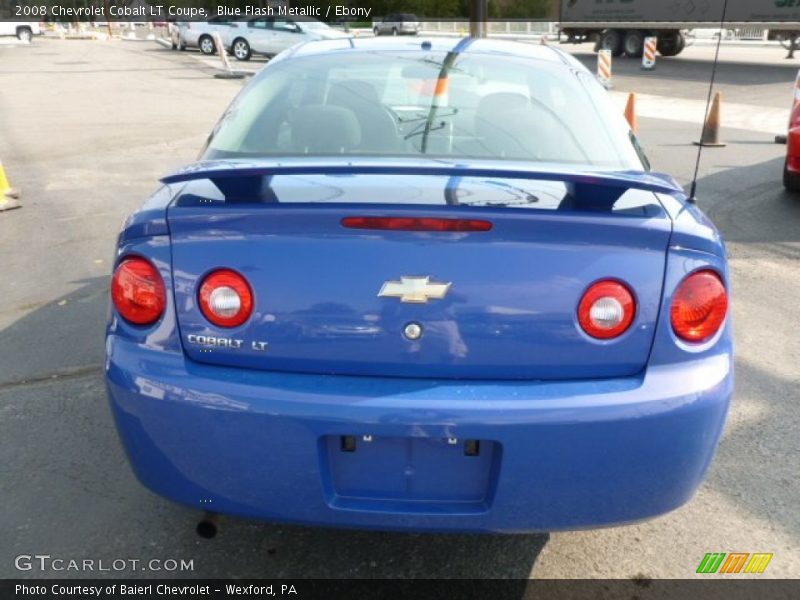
<box><xmin>418</xmin><ymin>21</ymin><xmax>558</xmax><ymax>36</ymax></box>
<box><xmin>418</xmin><ymin>22</ymin><xmax>776</xmax><ymax>42</ymax></box>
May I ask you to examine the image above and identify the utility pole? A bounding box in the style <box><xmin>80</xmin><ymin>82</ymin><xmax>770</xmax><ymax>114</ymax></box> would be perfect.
<box><xmin>469</xmin><ymin>0</ymin><xmax>487</xmax><ymax>38</ymax></box>
<box><xmin>103</xmin><ymin>0</ymin><xmax>112</xmax><ymax>38</ymax></box>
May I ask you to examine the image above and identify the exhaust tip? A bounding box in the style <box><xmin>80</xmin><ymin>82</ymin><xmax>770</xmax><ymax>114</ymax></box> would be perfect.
<box><xmin>196</xmin><ymin>514</ymin><xmax>218</xmax><ymax>539</ymax></box>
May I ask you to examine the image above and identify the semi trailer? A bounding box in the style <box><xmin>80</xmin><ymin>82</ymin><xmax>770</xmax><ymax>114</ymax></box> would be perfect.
<box><xmin>559</xmin><ymin>0</ymin><xmax>800</xmax><ymax>57</ymax></box>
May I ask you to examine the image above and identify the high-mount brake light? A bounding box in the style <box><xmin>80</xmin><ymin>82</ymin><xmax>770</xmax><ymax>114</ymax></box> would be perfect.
<box><xmin>341</xmin><ymin>217</ymin><xmax>492</xmax><ymax>232</ymax></box>
<box><xmin>578</xmin><ymin>280</ymin><xmax>636</xmax><ymax>339</ymax></box>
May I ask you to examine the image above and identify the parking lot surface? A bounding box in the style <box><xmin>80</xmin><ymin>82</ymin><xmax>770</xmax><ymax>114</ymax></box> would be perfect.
<box><xmin>0</xmin><ymin>37</ymin><xmax>798</xmax><ymax>579</ymax></box>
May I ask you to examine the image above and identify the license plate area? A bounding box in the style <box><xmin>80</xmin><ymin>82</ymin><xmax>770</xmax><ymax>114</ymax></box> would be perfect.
<box><xmin>321</xmin><ymin>435</ymin><xmax>500</xmax><ymax>514</ymax></box>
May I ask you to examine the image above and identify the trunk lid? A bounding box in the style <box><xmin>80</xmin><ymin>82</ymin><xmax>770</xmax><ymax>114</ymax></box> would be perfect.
<box><xmin>166</xmin><ymin>164</ymin><xmax>674</xmax><ymax>380</ymax></box>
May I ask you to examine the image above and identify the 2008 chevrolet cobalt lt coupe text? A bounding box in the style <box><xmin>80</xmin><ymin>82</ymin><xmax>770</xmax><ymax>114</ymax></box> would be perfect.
<box><xmin>105</xmin><ymin>38</ymin><xmax>732</xmax><ymax>533</ymax></box>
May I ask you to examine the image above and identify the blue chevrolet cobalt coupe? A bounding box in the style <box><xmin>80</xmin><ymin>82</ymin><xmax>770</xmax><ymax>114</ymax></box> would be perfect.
<box><xmin>106</xmin><ymin>37</ymin><xmax>732</xmax><ymax>533</ymax></box>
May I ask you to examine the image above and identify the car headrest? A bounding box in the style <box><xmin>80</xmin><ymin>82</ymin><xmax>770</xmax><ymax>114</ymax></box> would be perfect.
<box><xmin>477</xmin><ymin>92</ymin><xmax>530</xmax><ymax>113</ymax></box>
<box><xmin>475</xmin><ymin>92</ymin><xmax>530</xmax><ymax>130</ymax></box>
<box><xmin>327</xmin><ymin>80</ymin><xmax>380</xmax><ymax>108</ymax></box>
<box><xmin>477</xmin><ymin>112</ymin><xmax>540</xmax><ymax>158</ymax></box>
<box><xmin>290</xmin><ymin>105</ymin><xmax>361</xmax><ymax>154</ymax></box>
<box><xmin>473</xmin><ymin>93</ymin><xmax>538</xmax><ymax>158</ymax></box>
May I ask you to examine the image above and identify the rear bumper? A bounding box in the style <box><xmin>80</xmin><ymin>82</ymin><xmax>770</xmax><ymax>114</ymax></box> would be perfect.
<box><xmin>106</xmin><ymin>336</ymin><xmax>731</xmax><ymax>533</ymax></box>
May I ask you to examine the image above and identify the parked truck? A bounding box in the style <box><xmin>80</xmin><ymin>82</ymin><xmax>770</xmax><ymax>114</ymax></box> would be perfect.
<box><xmin>559</xmin><ymin>0</ymin><xmax>800</xmax><ymax>57</ymax></box>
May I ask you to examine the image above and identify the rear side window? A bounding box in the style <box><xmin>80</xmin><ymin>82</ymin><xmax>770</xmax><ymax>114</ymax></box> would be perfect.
<box><xmin>204</xmin><ymin>50</ymin><xmax>646</xmax><ymax>170</ymax></box>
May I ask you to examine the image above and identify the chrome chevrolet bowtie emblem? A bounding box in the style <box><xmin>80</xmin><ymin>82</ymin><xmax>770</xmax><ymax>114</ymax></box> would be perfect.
<box><xmin>378</xmin><ymin>276</ymin><xmax>452</xmax><ymax>303</ymax></box>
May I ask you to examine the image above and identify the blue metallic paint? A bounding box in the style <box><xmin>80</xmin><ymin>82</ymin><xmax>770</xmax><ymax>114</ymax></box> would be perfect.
<box><xmin>167</xmin><ymin>202</ymin><xmax>671</xmax><ymax>380</ymax></box>
<box><xmin>106</xmin><ymin>323</ymin><xmax>730</xmax><ymax>532</ymax></box>
<box><xmin>161</xmin><ymin>157</ymin><xmax>684</xmax><ymax>197</ymax></box>
<box><xmin>105</xmin><ymin>180</ymin><xmax>733</xmax><ymax>532</ymax></box>
<box><xmin>105</xmin><ymin>38</ymin><xmax>732</xmax><ymax>533</ymax></box>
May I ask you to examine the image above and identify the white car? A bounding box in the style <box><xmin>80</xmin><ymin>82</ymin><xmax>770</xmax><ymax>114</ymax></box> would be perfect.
<box><xmin>223</xmin><ymin>17</ymin><xmax>349</xmax><ymax>61</ymax></box>
<box><xmin>0</xmin><ymin>21</ymin><xmax>40</xmax><ymax>42</ymax></box>
<box><xmin>172</xmin><ymin>17</ymin><xmax>237</xmax><ymax>55</ymax></box>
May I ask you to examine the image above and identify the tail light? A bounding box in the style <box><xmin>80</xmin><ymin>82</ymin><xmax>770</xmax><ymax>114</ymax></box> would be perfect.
<box><xmin>341</xmin><ymin>216</ymin><xmax>492</xmax><ymax>232</ymax></box>
<box><xmin>791</xmin><ymin>103</ymin><xmax>800</xmax><ymax>129</ymax></box>
<box><xmin>198</xmin><ymin>269</ymin><xmax>253</xmax><ymax>328</ymax></box>
<box><xmin>578</xmin><ymin>280</ymin><xmax>636</xmax><ymax>339</ymax></box>
<box><xmin>670</xmin><ymin>270</ymin><xmax>727</xmax><ymax>343</ymax></box>
<box><xmin>111</xmin><ymin>257</ymin><xmax>166</xmax><ymax>325</ymax></box>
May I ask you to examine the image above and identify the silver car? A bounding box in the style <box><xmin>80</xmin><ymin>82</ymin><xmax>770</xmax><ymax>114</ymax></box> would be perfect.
<box><xmin>224</xmin><ymin>18</ymin><xmax>349</xmax><ymax>62</ymax></box>
<box><xmin>373</xmin><ymin>13</ymin><xmax>421</xmax><ymax>36</ymax></box>
<box><xmin>171</xmin><ymin>17</ymin><xmax>237</xmax><ymax>55</ymax></box>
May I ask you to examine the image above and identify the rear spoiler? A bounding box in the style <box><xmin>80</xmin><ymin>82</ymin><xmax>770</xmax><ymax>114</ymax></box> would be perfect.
<box><xmin>161</xmin><ymin>160</ymin><xmax>685</xmax><ymax>208</ymax></box>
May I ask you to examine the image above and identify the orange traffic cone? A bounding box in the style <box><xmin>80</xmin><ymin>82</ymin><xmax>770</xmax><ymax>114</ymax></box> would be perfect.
<box><xmin>624</xmin><ymin>92</ymin><xmax>637</xmax><ymax>133</ymax></box>
<box><xmin>694</xmin><ymin>92</ymin><xmax>726</xmax><ymax>147</ymax></box>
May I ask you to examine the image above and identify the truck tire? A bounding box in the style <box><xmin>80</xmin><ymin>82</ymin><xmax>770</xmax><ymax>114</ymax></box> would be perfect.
<box><xmin>598</xmin><ymin>30</ymin><xmax>624</xmax><ymax>57</ymax></box>
<box><xmin>657</xmin><ymin>32</ymin><xmax>684</xmax><ymax>57</ymax></box>
<box><xmin>623</xmin><ymin>30</ymin><xmax>645</xmax><ymax>57</ymax></box>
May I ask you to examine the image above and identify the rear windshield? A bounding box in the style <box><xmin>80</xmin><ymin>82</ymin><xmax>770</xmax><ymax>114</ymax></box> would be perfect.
<box><xmin>204</xmin><ymin>50</ymin><xmax>646</xmax><ymax>170</ymax></box>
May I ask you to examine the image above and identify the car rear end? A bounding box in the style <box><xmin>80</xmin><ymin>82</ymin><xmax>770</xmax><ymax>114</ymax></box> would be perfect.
<box><xmin>398</xmin><ymin>14</ymin><xmax>421</xmax><ymax>35</ymax></box>
<box><xmin>105</xmin><ymin>40</ymin><xmax>732</xmax><ymax>532</ymax></box>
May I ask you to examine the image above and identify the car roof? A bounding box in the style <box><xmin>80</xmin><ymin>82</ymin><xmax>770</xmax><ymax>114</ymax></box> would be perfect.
<box><xmin>280</xmin><ymin>36</ymin><xmax>580</xmax><ymax>68</ymax></box>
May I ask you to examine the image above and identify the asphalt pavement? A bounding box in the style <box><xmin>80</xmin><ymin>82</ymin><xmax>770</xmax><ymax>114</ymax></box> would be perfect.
<box><xmin>0</xmin><ymin>37</ymin><xmax>798</xmax><ymax>580</ymax></box>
